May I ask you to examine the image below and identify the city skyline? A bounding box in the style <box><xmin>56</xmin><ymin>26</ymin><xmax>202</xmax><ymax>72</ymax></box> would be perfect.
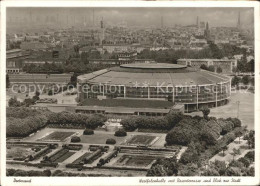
<box><xmin>7</xmin><ymin>7</ymin><xmax>254</xmax><ymax>28</ymax></box>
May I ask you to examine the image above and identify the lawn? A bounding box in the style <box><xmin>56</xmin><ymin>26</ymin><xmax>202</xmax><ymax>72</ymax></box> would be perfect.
<box><xmin>38</xmin><ymin>131</ymin><xmax>75</xmax><ymax>142</ymax></box>
<box><xmin>123</xmin><ymin>135</ymin><xmax>158</xmax><ymax>146</ymax></box>
<box><xmin>79</xmin><ymin>131</ymin><xmax>127</xmax><ymax>145</ymax></box>
<box><xmin>73</xmin><ymin>152</ymin><xmax>92</xmax><ymax>164</ymax></box>
<box><xmin>6</xmin><ymin>144</ymin><xmax>45</xmax><ymax>160</ymax></box>
<box><xmin>7</xmin><ymin>146</ymin><xmax>35</xmax><ymax>160</ymax></box>
<box><xmin>113</xmin><ymin>155</ymin><xmax>156</xmax><ymax>167</ymax></box>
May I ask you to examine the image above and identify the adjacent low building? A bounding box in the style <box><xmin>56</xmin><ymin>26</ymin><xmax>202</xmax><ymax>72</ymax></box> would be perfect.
<box><xmin>177</xmin><ymin>58</ymin><xmax>237</xmax><ymax>73</ymax></box>
<box><xmin>6</xmin><ymin>49</ymin><xmax>30</xmax><ymax>73</ymax></box>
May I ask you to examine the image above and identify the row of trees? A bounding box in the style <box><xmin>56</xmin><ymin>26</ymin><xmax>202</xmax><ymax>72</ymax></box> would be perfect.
<box><xmin>7</xmin><ymin>107</ymin><xmax>50</xmax><ymax>119</ymax></box>
<box><xmin>48</xmin><ymin>112</ymin><xmax>107</xmax><ymax>129</ymax></box>
<box><xmin>138</xmin><ymin>43</ymin><xmax>247</xmax><ymax>63</ymax></box>
<box><xmin>6</xmin><ymin>169</ymin><xmax>104</xmax><ymax>177</ymax></box>
<box><xmin>120</xmin><ymin>111</ymin><xmax>183</xmax><ymax>131</ymax></box>
<box><xmin>7</xmin><ymin>115</ymin><xmax>48</xmax><ymax>137</ymax></box>
<box><xmin>6</xmin><ymin>107</ymin><xmax>107</xmax><ymax>137</ymax></box>
<box><xmin>231</xmin><ymin>75</ymin><xmax>254</xmax><ymax>87</ymax></box>
<box><xmin>7</xmin><ymin>107</ymin><xmax>50</xmax><ymax>137</ymax></box>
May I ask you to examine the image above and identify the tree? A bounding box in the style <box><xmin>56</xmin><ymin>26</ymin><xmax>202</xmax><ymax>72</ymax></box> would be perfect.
<box><xmin>199</xmin><ymin>129</ymin><xmax>217</xmax><ymax>145</ymax></box>
<box><xmin>200</xmin><ymin>64</ymin><xmax>208</xmax><ymax>70</ymax></box>
<box><xmin>165</xmin><ymin>111</ymin><xmax>183</xmax><ymax>128</ymax></box>
<box><xmin>225</xmin><ymin>167</ymin><xmax>240</xmax><ymax>176</ymax></box>
<box><xmin>221</xmin><ymin>146</ymin><xmax>228</xmax><ymax>157</ymax></box>
<box><xmin>213</xmin><ymin>160</ymin><xmax>227</xmax><ymax>176</ymax></box>
<box><xmin>86</xmin><ymin>114</ymin><xmax>106</xmax><ymax>129</ymax></box>
<box><xmin>147</xmin><ymin>156</ymin><xmax>179</xmax><ymax>176</ymax></box>
<box><xmin>230</xmin><ymin>148</ymin><xmax>239</xmax><ymax>161</ymax></box>
<box><xmin>32</xmin><ymin>91</ymin><xmax>40</xmax><ymax>101</ymax></box>
<box><xmin>231</xmin><ymin>76</ymin><xmax>241</xmax><ymax>87</ymax></box>
<box><xmin>208</xmin><ymin>65</ymin><xmax>215</xmax><ymax>72</ymax></box>
<box><xmin>8</xmin><ymin>97</ymin><xmax>22</xmax><ymax>107</ymax></box>
<box><xmin>69</xmin><ymin>73</ymin><xmax>78</xmax><ymax>87</ymax></box>
<box><xmin>200</xmin><ymin>107</ymin><xmax>210</xmax><ymax>120</ymax></box>
<box><xmin>247</xmin><ymin>130</ymin><xmax>255</xmax><ymax>148</ymax></box>
<box><xmin>6</xmin><ymin>74</ymin><xmax>10</xmax><ymax>88</ymax></box>
<box><xmin>120</xmin><ymin>116</ymin><xmax>138</xmax><ymax>131</ymax></box>
<box><xmin>241</xmin><ymin>75</ymin><xmax>250</xmax><ymax>85</ymax></box>
<box><xmin>216</xmin><ymin>66</ymin><xmax>222</xmax><ymax>73</ymax></box>
<box><xmin>201</xmin><ymin>168</ymin><xmax>220</xmax><ymax>176</ymax></box>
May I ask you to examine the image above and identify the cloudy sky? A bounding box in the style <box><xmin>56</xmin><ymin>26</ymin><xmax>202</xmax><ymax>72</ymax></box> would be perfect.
<box><xmin>7</xmin><ymin>7</ymin><xmax>254</xmax><ymax>28</ymax></box>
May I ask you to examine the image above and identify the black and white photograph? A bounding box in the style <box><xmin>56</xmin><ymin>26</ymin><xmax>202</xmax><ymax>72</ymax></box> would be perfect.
<box><xmin>1</xmin><ymin>0</ymin><xmax>259</xmax><ymax>185</ymax></box>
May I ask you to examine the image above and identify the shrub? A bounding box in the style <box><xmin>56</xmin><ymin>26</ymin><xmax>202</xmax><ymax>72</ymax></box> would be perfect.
<box><xmin>246</xmin><ymin>167</ymin><xmax>254</xmax><ymax>176</ymax></box>
<box><xmin>71</xmin><ymin>136</ymin><xmax>81</xmax><ymax>143</ymax></box>
<box><xmin>200</xmin><ymin>64</ymin><xmax>208</xmax><ymax>70</ymax></box>
<box><xmin>225</xmin><ymin>133</ymin><xmax>236</xmax><ymax>144</ymax></box>
<box><xmin>244</xmin><ymin>151</ymin><xmax>254</xmax><ymax>162</ymax></box>
<box><xmin>86</xmin><ymin>114</ymin><xmax>106</xmax><ymax>129</ymax></box>
<box><xmin>114</xmin><ymin>129</ymin><xmax>127</xmax><ymax>137</ymax></box>
<box><xmin>120</xmin><ymin>116</ymin><xmax>138</xmax><ymax>131</ymax></box>
<box><xmin>226</xmin><ymin>117</ymin><xmax>242</xmax><ymax>128</ymax></box>
<box><xmin>238</xmin><ymin>157</ymin><xmax>250</xmax><ymax>168</ymax></box>
<box><xmin>106</xmin><ymin>138</ymin><xmax>116</xmax><ymax>144</ymax></box>
<box><xmin>83</xmin><ymin>128</ymin><xmax>94</xmax><ymax>135</ymax></box>
<box><xmin>179</xmin><ymin>143</ymin><xmax>200</xmax><ymax>164</ymax></box>
<box><xmin>43</xmin><ymin>169</ymin><xmax>52</xmax><ymax>177</ymax></box>
<box><xmin>221</xmin><ymin>121</ymin><xmax>234</xmax><ymax>135</ymax></box>
<box><xmin>200</xmin><ymin>107</ymin><xmax>210</xmax><ymax>119</ymax></box>
<box><xmin>216</xmin><ymin>67</ymin><xmax>222</xmax><ymax>73</ymax></box>
<box><xmin>201</xmin><ymin>168</ymin><xmax>220</xmax><ymax>176</ymax></box>
<box><xmin>13</xmin><ymin>170</ymin><xmax>28</xmax><ymax>176</ymax></box>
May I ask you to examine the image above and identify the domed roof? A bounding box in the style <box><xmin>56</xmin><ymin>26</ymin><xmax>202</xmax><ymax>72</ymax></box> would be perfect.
<box><xmin>78</xmin><ymin>63</ymin><xmax>231</xmax><ymax>86</ymax></box>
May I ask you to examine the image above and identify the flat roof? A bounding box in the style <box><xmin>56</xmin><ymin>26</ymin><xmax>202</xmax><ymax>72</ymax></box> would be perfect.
<box><xmin>120</xmin><ymin>63</ymin><xmax>186</xmax><ymax>69</ymax></box>
<box><xmin>178</xmin><ymin>58</ymin><xmax>236</xmax><ymax>61</ymax></box>
<box><xmin>76</xmin><ymin>106</ymin><xmax>170</xmax><ymax>114</ymax></box>
<box><xmin>6</xmin><ymin>49</ymin><xmax>22</xmax><ymax>53</ymax></box>
<box><xmin>79</xmin><ymin>98</ymin><xmax>174</xmax><ymax>109</ymax></box>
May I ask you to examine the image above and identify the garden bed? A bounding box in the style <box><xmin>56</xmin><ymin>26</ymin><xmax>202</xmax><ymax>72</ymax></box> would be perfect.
<box><xmin>38</xmin><ymin>131</ymin><xmax>75</xmax><ymax>142</ymax></box>
<box><xmin>122</xmin><ymin>135</ymin><xmax>158</xmax><ymax>146</ymax></box>
<box><xmin>113</xmin><ymin>155</ymin><xmax>157</xmax><ymax>168</ymax></box>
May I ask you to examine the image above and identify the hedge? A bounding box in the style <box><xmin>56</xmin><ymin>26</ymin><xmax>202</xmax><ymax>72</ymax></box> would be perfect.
<box><xmin>106</xmin><ymin>138</ymin><xmax>116</xmax><ymax>145</ymax></box>
<box><xmin>114</xmin><ymin>129</ymin><xmax>127</xmax><ymax>137</ymax></box>
<box><xmin>71</xmin><ymin>136</ymin><xmax>81</xmax><ymax>143</ymax></box>
<box><xmin>83</xmin><ymin>128</ymin><xmax>94</xmax><ymax>135</ymax></box>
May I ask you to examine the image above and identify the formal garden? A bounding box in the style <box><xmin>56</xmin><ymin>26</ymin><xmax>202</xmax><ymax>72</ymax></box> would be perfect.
<box><xmin>6</xmin><ymin>106</ymin><xmax>255</xmax><ymax>177</ymax></box>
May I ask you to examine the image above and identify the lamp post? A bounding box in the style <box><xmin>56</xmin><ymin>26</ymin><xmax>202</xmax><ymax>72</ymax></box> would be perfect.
<box><xmin>236</xmin><ymin>101</ymin><xmax>240</xmax><ymax>119</ymax></box>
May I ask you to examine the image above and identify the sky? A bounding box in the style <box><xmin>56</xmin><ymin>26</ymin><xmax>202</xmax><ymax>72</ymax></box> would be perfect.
<box><xmin>7</xmin><ymin>7</ymin><xmax>254</xmax><ymax>28</ymax></box>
